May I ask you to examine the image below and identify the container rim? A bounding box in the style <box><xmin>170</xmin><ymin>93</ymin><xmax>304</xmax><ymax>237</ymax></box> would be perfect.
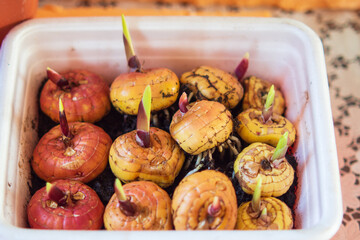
<box><xmin>0</xmin><ymin>16</ymin><xmax>342</xmax><ymax>240</ymax></box>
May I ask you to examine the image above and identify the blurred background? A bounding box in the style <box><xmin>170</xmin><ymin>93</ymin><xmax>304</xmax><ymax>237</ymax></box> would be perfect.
<box><xmin>0</xmin><ymin>0</ymin><xmax>359</xmax><ymax>238</ymax></box>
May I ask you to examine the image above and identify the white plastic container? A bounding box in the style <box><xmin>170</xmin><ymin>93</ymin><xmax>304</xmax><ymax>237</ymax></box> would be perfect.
<box><xmin>0</xmin><ymin>17</ymin><xmax>342</xmax><ymax>240</ymax></box>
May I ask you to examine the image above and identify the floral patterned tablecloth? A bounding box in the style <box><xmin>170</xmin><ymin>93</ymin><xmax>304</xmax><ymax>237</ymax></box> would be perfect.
<box><xmin>276</xmin><ymin>10</ymin><xmax>360</xmax><ymax>239</ymax></box>
<box><xmin>38</xmin><ymin>1</ymin><xmax>360</xmax><ymax>238</ymax></box>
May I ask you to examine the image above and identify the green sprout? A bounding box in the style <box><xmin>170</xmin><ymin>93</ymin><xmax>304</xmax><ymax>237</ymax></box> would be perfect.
<box><xmin>259</xmin><ymin>207</ymin><xmax>268</xmax><ymax>222</ymax></box>
<box><xmin>114</xmin><ymin>178</ymin><xmax>127</xmax><ymax>202</ymax></box>
<box><xmin>262</xmin><ymin>85</ymin><xmax>275</xmax><ymax>123</ymax></box>
<box><xmin>136</xmin><ymin>85</ymin><xmax>152</xmax><ymax>148</ymax></box>
<box><xmin>251</xmin><ymin>177</ymin><xmax>262</xmax><ymax>213</ymax></box>
<box><xmin>113</xmin><ymin>178</ymin><xmax>136</xmax><ymax>216</ymax></box>
<box><xmin>272</xmin><ymin>132</ymin><xmax>289</xmax><ymax>161</ymax></box>
<box><xmin>122</xmin><ymin>14</ymin><xmax>141</xmax><ymax>70</ymax></box>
